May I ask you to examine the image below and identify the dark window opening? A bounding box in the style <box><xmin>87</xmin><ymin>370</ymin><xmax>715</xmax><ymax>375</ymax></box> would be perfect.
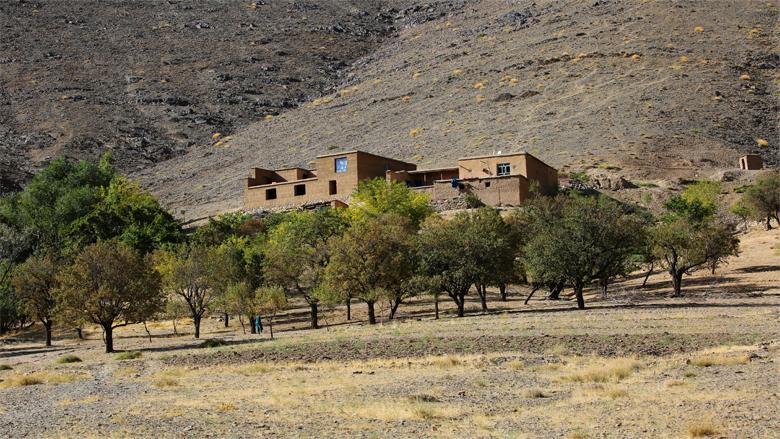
<box><xmin>329</xmin><ymin>180</ymin><xmax>337</xmax><ymax>195</ymax></box>
<box><xmin>266</xmin><ymin>188</ymin><xmax>277</xmax><ymax>200</ymax></box>
<box><xmin>458</xmin><ymin>184</ymin><xmax>465</xmax><ymax>190</ymax></box>
<box><xmin>384</xmin><ymin>163</ymin><xmax>390</xmax><ymax>172</ymax></box>
<box><xmin>294</xmin><ymin>184</ymin><xmax>306</xmax><ymax>196</ymax></box>
<box><xmin>485</xmin><ymin>181</ymin><xmax>491</xmax><ymax>188</ymax></box>
<box><xmin>497</xmin><ymin>163</ymin><xmax>511</xmax><ymax>176</ymax></box>
<box><xmin>413</xmin><ymin>180</ymin><xmax>423</xmax><ymax>187</ymax></box>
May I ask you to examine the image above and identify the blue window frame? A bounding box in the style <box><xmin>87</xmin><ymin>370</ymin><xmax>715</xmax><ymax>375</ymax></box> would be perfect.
<box><xmin>497</xmin><ymin>163</ymin><xmax>511</xmax><ymax>176</ymax></box>
<box><xmin>335</xmin><ymin>157</ymin><xmax>348</xmax><ymax>173</ymax></box>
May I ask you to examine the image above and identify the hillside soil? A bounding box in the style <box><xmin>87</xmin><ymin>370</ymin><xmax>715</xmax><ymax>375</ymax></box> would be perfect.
<box><xmin>1</xmin><ymin>227</ymin><xmax>778</xmax><ymax>438</ymax></box>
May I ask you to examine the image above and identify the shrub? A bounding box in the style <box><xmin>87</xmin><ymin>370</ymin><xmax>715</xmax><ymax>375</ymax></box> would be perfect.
<box><xmin>462</xmin><ymin>193</ymin><xmax>482</xmax><ymax>208</ymax></box>
<box><xmin>115</xmin><ymin>351</ymin><xmax>142</xmax><ymax>361</ymax></box>
<box><xmin>597</xmin><ymin>164</ymin><xmax>621</xmax><ymax>170</ymax></box>
<box><xmin>636</xmin><ymin>182</ymin><xmax>659</xmax><ymax>188</ymax></box>
<box><xmin>434</xmin><ymin>355</ymin><xmax>463</xmax><ymax>369</ymax></box>
<box><xmin>326</xmin><ymin>145</ymin><xmax>338</xmax><ymax>151</ymax></box>
<box><xmin>685</xmin><ymin>420</ymin><xmax>722</xmax><ymax>437</ymax></box>
<box><xmin>17</xmin><ymin>376</ymin><xmax>44</xmax><ymax>386</ymax></box>
<box><xmin>525</xmin><ymin>388</ymin><xmax>545</xmax><ymax>398</ymax></box>
<box><xmin>199</xmin><ymin>339</ymin><xmax>226</xmax><ymax>348</ymax></box>
<box><xmin>153</xmin><ymin>377</ymin><xmax>179</xmax><ymax>388</ymax></box>
<box><xmin>0</xmin><ymin>364</ymin><xmax>13</xmax><ymax>370</ymax></box>
<box><xmin>732</xmin><ymin>184</ymin><xmax>753</xmax><ymax>193</ymax></box>
<box><xmin>56</xmin><ymin>355</ymin><xmax>82</xmax><ymax>364</ymax></box>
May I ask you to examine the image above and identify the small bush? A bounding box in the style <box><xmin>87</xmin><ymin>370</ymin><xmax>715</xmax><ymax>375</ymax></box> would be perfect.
<box><xmin>664</xmin><ymin>380</ymin><xmax>686</xmax><ymax>387</ymax></box>
<box><xmin>525</xmin><ymin>388</ymin><xmax>545</xmax><ymax>398</ymax></box>
<box><xmin>565</xmin><ymin>359</ymin><xmax>640</xmax><ymax>383</ymax></box>
<box><xmin>218</xmin><ymin>403</ymin><xmax>236</xmax><ymax>411</ymax></box>
<box><xmin>411</xmin><ymin>401</ymin><xmax>436</xmax><ymax>420</ymax></box>
<box><xmin>597</xmin><ymin>164</ymin><xmax>621</xmax><ymax>171</ymax></box>
<box><xmin>57</xmin><ymin>355</ymin><xmax>82</xmax><ymax>364</ymax></box>
<box><xmin>326</xmin><ymin>145</ymin><xmax>338</xmax><ymax>151</ymax></box>
<box><xmin>567</xmin><ymin>428</ymin><xmax>590</xmax><ymax>439</ymax></box>
<box><xmin>605</xmin><ymin>386</ymin><xmax>629</xmax><ymax>398</ymax></box>
<box><xmin>199</xmin><ymin>339</ymin><xmax>226</xmax><ymax>348</ymax></box>
<box><xmin>505</xmin><ymin>360</ymin><xmax>525</xmax><ymax>370</ymax></box>
<box><xmin>462</xmin><ymin>193</ymin><xmax>482</xmax><ymax>208</ymax></box>
<box><xmin>115</xmin><ymin>351</ymin><xmax>142</xmax><ymax>361</ymax></box>
<box><xmin>685</xmin><ymin>420</ymin><xmax>722</xmax><ymax>437</ymax></box>
<box><xmin>17</xmin><ymin>376</ymin><xmax>44</xmax><ymax>386</ymax></box>
<box><xmin>732</xmin><ymin>184</ymin><xmax>753</xmax><ymax>193</ymax></box>
<box><xmin>154</xmin><ymin>377</ymin><xmax>179</xmax><ymax>388</ymax></box>
<box><xmin>682</xmin><ymin>370</ymin><xmax>697</xmax><ymax>378</ymax></box>
<box><xmin>0</xmin><ymin>364</ymin><xmax>12</xmax><ymax>370</ymax></box>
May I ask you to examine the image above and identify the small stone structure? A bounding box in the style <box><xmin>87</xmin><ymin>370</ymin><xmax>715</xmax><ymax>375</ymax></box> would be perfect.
<box><xmin>739</xmin><ymin>155</ymin><xmax>763</xmax><ymax>170</ymax></box>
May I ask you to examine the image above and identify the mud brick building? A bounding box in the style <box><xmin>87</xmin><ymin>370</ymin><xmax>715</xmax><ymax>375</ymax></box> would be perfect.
<box><xmin>245</xmin><ymin>150</ymin><xmax>557</xmax><ymax>210</ymax></box>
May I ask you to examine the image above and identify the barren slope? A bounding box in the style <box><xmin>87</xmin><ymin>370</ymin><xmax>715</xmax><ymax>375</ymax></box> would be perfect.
<box><xmin>130</xmin><ymin>0</ymin><xmax>779</xmax><ymax>219</ymax></box>
<box><xmin>0</xmin><ymin>0</ymin><xmax>422</xmax><ymax>193</ymax></box>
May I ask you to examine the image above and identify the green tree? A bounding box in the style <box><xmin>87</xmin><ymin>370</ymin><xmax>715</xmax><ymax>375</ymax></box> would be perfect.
<box><xmin>256</xmin><ymin>285</ymin><xmax>288</xmax><ymax>339</ymax></box>
<box><xmin>523</xmin><ymin>194</ymin><xmax>647</xmax><ymax>309</ymax></box>
<box><xmin>0</xmin><ymin>224</ymin><xmax>31</xmax><ymax>335</ymax></box>
<box><xmin>0</xmin><ymin>155</ymin><xmax>114</xmax><ymax>251</ymax></box>
<box><xmin>327</xmin><ymin>215</ymin><xmax>416</xmax><ymax>324</ymax></box>
<box><xmin>663</xmin><ymin>179</ymin><xmax>721</xmax><ymax>226</ymax></box>
<box><xmin>468</xmin><ymin>208</ymin><xmax>521</xmax><ymax>311</ymax></box>
<box><xmin>68</xmin><ymin>177</ymin><xmax>184</xmax><ymax>254</ymax></box>
<box><xmin>351</xmin><ymin>178</ymin><xmax>434</xmax><ymax>230</ymax></box>
<box><xmin>11</xmin><ymin>253</ymin><xmax>61</xmax><ymax>346</ymax></box>
<box><xmin>263</xmin><ymin>208</ymin><xmax>348</xmax><ymax>329</ymax></box>
<box><xmin>741</xmin><ymin>172</ymin><xmax>780</xmax><ymax>229</ymax></box>
<box><xmin>650</xmin><ymin>218</ymin><xmax>739</xmax><ymax>297</ymax></box>
<box><xmin>190</xmin><ymin>212</ymin><xmax>254</xmax><ymax>247</ymax></box>
<box><xmin>155</xmin><ymin>244</ymin><xmax>227</xmax><ymax>338</ymax></box>
<box><xmin>416</xmin><ymin>215</ymin><xmax>480</xmax><ymax>317</ymax></box>
<box><xmin>57</xmin><ymin>240</ymin><xmax>164</xmax><ymax>353</ymax></box>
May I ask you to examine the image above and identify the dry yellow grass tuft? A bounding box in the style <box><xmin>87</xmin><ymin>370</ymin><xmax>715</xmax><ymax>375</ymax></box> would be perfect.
<box><xmin>685</xmin><ymin>420</ymin><xmax>722</xmax><ymax>437</ymax></box>
<box><xmin>741</xmin><ymin>74</ymin><xmax>751</xmax><ymax>80</ymax></box>
<box><xmin>564</xmin><ymin>358</ymin><xmax>641</xmax><ymax>383</ymax></box>
<box><xmin>691</xmin><ymin>355</ymin><xmax>749</xmax><ymax>367</ymax></box>
<box><xmin>434</xmin><ymin>354</ymin><xmax>463</xmax><ymax>369</ymax></box>
<box><xmin>694</xmin><ymin>27</ymin><xmax>704</xmax><ymax>32</ymax></box>
<box><xmin>757</xmin><ymin>139</ymin><xmax>769</xmax><ymax>147</ymax></box>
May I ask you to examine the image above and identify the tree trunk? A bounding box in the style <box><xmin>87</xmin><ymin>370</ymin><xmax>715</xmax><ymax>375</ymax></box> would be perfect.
<box><xmin>642</xmin><ymin>262</ymin><xmax>654</xmax><ymax>288</ymax></box>
<box><xmin>499</xmin><ymin>284</ymin><xmax>507</xmax><ymax>301</ymax></box>
<box><xmin>434</xmin><ymin>297</ymin><xmax>439</xmax><ymax>320</ymax></box>
<box><xmin>367</xmin><ymin>301</ymin><xmax>376</xmax><ymax>325</ymax></box>
<box><xmin>389</xmin><ymin>299</ymin><xmax>401</xmax><ymax>319</ymax></box>
<box><xmin>767</xmin><ymin>215</ymin><xmax>773</xmax><ymax>230</ymax></box>
<box><xmin>452</xmin><ymin>293</ymin><xmax>465</xmax><ymax>317</ymax></box>
<box><xmin>44</xmin><ymin>321</ymin><xmax>52</xmax><ymax>347</ymax></box>
<box><xmin>548</xmin><ymin>281</ymin><xmax>563</xmax><ymax>300</ymax></box>
<box><xmin>268</xmin><ymin>319</ymin><xmax>274</xmax><ymax>340</ymax></box>
<box><xmin>478</xmin><ymin>285</ymin><xmax>489</xmax><ymax>312</ymax></box>
<box><xmin>346</xmin><ymin>298</ymin><xmax>351</xmax><ymax>321</ymax></box>
<box><xmin>193</xmin><ymin>314</ymin><xmax>201</xmax><ymax>339</ymax></box>
<box><xmin>249</xmin><ymin>314</ymin><xmax>256</xmax><ymax>334</ymax></box>
<box><xmin>104</xmin><ymin>325</ymin><xmax>114</xmax><ymax>353</ymax></box>
<box><xmin>573</xmin><ymin>284</ymin><xmax>585</xmax><ymax>310</ymax></box>
<box><xmin>671</xmin><ymin>271</ymin><xmax>684</xmax><ymax>297</ymax></box>
<box><xmin>77</xmin><ymin>327</ymin><xmax>84</xmax><ymax>340</ymax></box>
<box><xmin>173</xmin><ymin>319</ymin><xmax>178</xmax><ymax>335</ymax></box>
<box><xmin>525</xmin><ymin>285</ymin><xmax>540</xmax><ymax>305</ymax></box>
<box><xmin>224</xmin><ymin>312</ymin><xmax>229</xmax><ymax>328</ymax></box>
<box><xmin>238</xmin><ymin>315</ymin><xmax>246</xmax><ymax>335</ymax></box>
<box><xmin>600</xmin><ymin>278</ymin><xmax>609</xmax><ymax>299</ymax></box>
<box><xmin>309</xmin><ymin>302</ymin><xmax>319</xmax><ymax>329</ymax></box>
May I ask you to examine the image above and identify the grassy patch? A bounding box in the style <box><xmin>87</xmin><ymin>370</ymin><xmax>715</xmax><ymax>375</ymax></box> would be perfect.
<box><xmin>525</xmin><ymin>388</ymin><xmax>545</xmax><ymax>398</ymax></box>
<box><xmin>153</xmin><ymin>377</ymin><xmax>180</xmax><ymax>388</ymax></box>
<box><xmin>115</xmin><ymin>351</ymin><xmax>142</xmax><ymax>361</ymax></box>
<box><xmin>199</xmin><ymin>339</ymin><xmax>226</xmax><ymax>348</ymax></box>
<box><xmin>597</xmin><ymin>164</ymin><xmax>621</xmax><ymax>171</ymax></box>
<box><xmin>0</xmin><ymin>364</ymin><xmax>12</xmax><ymax>370</ymax></box>
<box><xmin>564</xmin><ymin>358</ymin><xmax>640</xmax><ymax>383</ymax></box>
<box><xmin>434</xmin><ymin>355</ymin><xmax>463</xmax><ymax>369</ymax></box>
<box><xmin>233</xmin><ymin>363</ymin><xmax>274</xmax><ymax>376</ymax></box>
<box><xmin>691</xmin><ymin>355</ymin><xmax>748</xmax><ymax>367</ymax></box>
<box><xmin>685</xmin><ymin>420</ymin><xmax>722</xmax><ymax>437</ymax></box>
<box><xmin>636</xmin><ymin>181</ymin><xmax>659</xmax><ymax>188</ymax></box>
<box><xmin>56</xmin><ymin>354</ymin><xmax>82</xmax><ymax>364</ymax></box>
<box><xmin>732</xmin><ymin>184</ymin><xmax>753</xmax><ymax>193</ymax></box>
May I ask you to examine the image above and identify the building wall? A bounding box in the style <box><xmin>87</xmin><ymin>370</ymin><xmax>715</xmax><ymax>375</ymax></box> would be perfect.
<box><xmin>457</xmin><ymin>153</ymin><xmax>556</xmax><ymax>195</ymax></box>
<box><xmin>433</xmin><ymin>175</ymin><xmax>530</xmax><ymax>206</ymax></box>
<box><xmin>739</xmin><ymin>155</ymin><xmax>763</xmax><ymax>170</ymax></box>
<box><xmin>245</xmin><ymin>151</ymin><xmax>418</xmax><ymax>209</ymax></box>
<box><xmin>388</xmin><ymin>168</ymin><xmax>460</xmax><ymax>187</ymax></box>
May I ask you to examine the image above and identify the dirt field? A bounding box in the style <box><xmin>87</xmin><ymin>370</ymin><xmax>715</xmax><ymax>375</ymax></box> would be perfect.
<box><xmin>1</xmin><ymin>227</ymin><xmax>778</xmax><ymax>438</ymax></box>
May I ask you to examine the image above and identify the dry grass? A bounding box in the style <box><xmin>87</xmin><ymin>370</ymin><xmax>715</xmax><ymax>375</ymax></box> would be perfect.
<box><xmin>690</xmin><ymin>355</ymin><xmax>749</xmax><ymax>367</ymax></box>
<box><xmin>1</xmin><ymin>371</ymin><xmax>88</xmax><ymax>388</ymax></box>
<box><xmin>153</xmin><ymin>377</ymin><xmax>180</xmax><ymax>388</ymax></box>
<box><xmin>525</xmin><ymin>388</ymin><xmax>545</xmax><ymax>398</ymax></box>
<box><xmin>232</xmin><ymin>363</ymin><xmax>274</xmax><ymax>376</ymax></box>
<box><xmin>433</xmin><ymin>354</ymin><xmax>463</xmax><ymax>369</ymax></box>
<box><xmin>563</xmin><ymin>358</ymin><xmax>640</xmax><ymax>383</ymax></box>
<box><xmin>685</xmin><ymin>420</ymin><xmax>723</xmax><ymax>437</ymax></box>
<box><xmin>505</xmin><ymin>360</ymin><xmax>525</xmax><ymax>370</ymax></box>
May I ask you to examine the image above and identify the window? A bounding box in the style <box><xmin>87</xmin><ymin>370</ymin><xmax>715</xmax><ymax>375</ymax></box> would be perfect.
<box><xmin>384</xmin><ymin>163</ymin><xmax>390</xmax><ymax>172</ymax></box>
<box><xmin>266</xmin><ymin>188</ymin><xmax>277</xmax><ymax>200</ymax></box>
<box><xmin>485</xmin><ymin>181</ymin><xmax>491</xmax><ymax>188</ymax></box>
<box><xmin>294</xmin><ymin>184</ymin><xmax>306</xmax><ymax>196</ymax></box>
<box><xmin>497</xmin><ymin>163</ymin><xmax>511</xmax><ymax>176</ymax></box>
<box><xmin>335</xmin><ymin>157</ymin><xmax>348</xmax><ymax>173</ymax></box>
<box><xmin>329</xmin><ymin>180</ymin><xmax>337</xmax><ymax>195</ymax></box>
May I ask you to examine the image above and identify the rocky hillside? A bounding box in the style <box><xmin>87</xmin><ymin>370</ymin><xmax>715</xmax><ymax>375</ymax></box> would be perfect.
<box><xmin>2</xmin><ymin>0</ymin><xmax>778</xmax><ymax>219</ymax></box>
<box><xmin>0</xmin><ymin>0</ymin><xmax>423</xmax><ymax>193</ymax></box>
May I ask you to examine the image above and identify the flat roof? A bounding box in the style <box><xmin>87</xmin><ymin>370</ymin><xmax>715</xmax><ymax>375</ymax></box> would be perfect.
<box><xmin>397</xmin><ymin>167</ymin><xmax>459</xmax><ymax>174</ymax></box>
<box><xmin>458</xmin><ymin>151</ymin><xmax>529</xmax><ymax>161</ymax></box>
<box><xmin>316</xmin><ymin>150</ymin><xmax>413</xmax><ymax>165</ymax></box>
